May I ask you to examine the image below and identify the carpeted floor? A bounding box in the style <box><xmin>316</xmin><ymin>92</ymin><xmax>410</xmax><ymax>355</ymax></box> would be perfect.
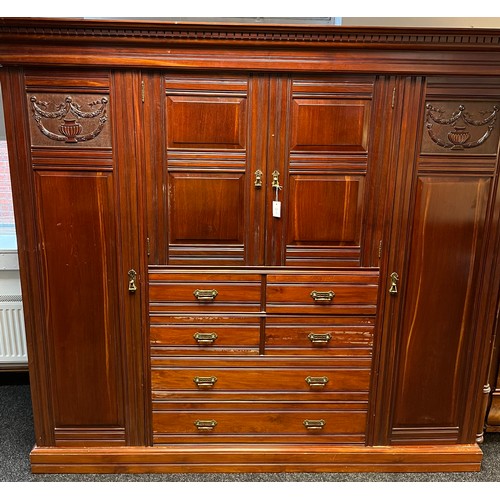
<box><xmin>1</xmin><ymin>371</ymin><xmax>500</xmax><ymax>482</ymax></box>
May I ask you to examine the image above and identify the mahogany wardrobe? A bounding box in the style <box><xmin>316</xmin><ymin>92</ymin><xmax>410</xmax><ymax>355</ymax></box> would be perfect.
<box><xmin>2</xmin><ymin>18</ymin><xmax>500</xmax><ymax>472</ymax></box>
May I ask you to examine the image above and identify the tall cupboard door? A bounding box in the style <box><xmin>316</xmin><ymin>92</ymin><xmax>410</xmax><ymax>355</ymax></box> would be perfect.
<box><xmin>146</xmin><ymin>73</ymin><xmax>269</xmax><ymax>267</ymax></box>
<box><xmin>266</xmin><ymin>75</ymin><xmax>394</xmax><ymax>268</ymax></box>
<box><xmin>372</xmin><ymin>76</ymin><xmax>500</xmax><ymax>445</ymax></box>
<box><xmin>2</xmin><ymin>68</ymin><xmax>147</xmax><ymax>446</ymax></box>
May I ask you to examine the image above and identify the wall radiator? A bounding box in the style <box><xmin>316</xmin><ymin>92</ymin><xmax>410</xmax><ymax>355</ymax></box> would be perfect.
<box><xmin>0</xmin><ymin>295</ymin><xmax>28</xmax><ymax>366</ymax></box>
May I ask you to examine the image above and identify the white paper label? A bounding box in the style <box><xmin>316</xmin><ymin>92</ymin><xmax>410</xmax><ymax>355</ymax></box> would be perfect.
<box><xmin>272</xmin><ymin>200</ymin><xmax>281</xmax><ymax>218</ymax></box>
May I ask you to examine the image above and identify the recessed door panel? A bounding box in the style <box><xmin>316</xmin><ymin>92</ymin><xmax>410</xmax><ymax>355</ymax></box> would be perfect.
<box><xmin>291</xmin><ymin>98</ymin><xmax>370</xmax><ymax>152</ymax></box>
<box><xmin>169</xmin><ymin>173</ymin><xmax>244</xmax><ymax>244</ymax></box>
<box><xmin>392</xmin><ymin>176</ymin><xmax>491</xmax><ymax>432</ymax></box>
<box><xmin>167</xmin><ymin>96</ymin><xmax>246</xmax><ymax>150</ymax></box>
<box><xmin>35</xmin><ymin>171</ymin><xmax>122</xmax><ymax>429</ymax></box>
<box><xmin>288</xmin><ymin>175</ymin><xmax>363</xmax><ymax>244</ymax></box>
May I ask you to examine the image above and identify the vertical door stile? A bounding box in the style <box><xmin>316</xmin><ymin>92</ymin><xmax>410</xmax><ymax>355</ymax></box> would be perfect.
<box><xmin>247</xmin><ymin>73</ymin><xmax>270</xmax><ymax>266</ymax></box>
<box><xmin>369</xmin><ymin>76</ymin><xmax>426</xmax><ymax>445</ymax></box>
<box><xmin>1</xmin><ymin>67</ymin><xmax>56</xmax><ymax>446</ymax></box>
<box><xmin>111</xmin><ymin>69</ymin><xmax>149</xmax><ymax>446</ymax></box>
<box><xmin>365</xmin><ymin>75</ymin><xmax>402</xmax><ymax>445</ymax></box>
<box><xmin>143</xmin><ymin>71</ymin><xmax>167</xmax><ymax>266</ymax></box>
<box><xmin>264</xmin><ymin>74</ymin><xmax>288</xmax><ymax>266</ymax></box>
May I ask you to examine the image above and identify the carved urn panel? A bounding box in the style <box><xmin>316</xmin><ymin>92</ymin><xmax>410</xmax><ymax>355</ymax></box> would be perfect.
<box><xmin>422</xmin><ymin>101</ymin><xmax>500</xmax><ymax>155</ymax></box>
<box><xmin>27</xmin><ymin>93</ymin><xmax>110</xmax><ymax>148</ymax></box>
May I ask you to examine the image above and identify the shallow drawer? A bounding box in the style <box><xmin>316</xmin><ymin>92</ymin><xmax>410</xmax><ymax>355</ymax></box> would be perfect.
<box><xmin>150</xmin><ymin>316</ymin><xmax>260</xmax><ymax>356</ymax></box>
<box><xmin>151</xmin><ymin>366</ymin><xmax>370</xmax><ymax>394</ymax></box>
<box><xmin>266</xmin><ymin>272</ymin><xmax>379</xmax><ymax>315</ymax></box>
<box><xmin>149</xmin><ymin>272</ymin><xmax>262</xmax><ymax>313</ymax></box>
<box><xmin>152</xmin><ymin>405</ymin><xmax>367</xmax><ymax>444</ymax></box>
<box><xmin>265</xmin><ymin>316</ymin><xmax>374</xmax><ymax>357</ymax></box>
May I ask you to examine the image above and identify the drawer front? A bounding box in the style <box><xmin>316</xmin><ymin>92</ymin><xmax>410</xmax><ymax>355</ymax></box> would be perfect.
<box><xmin>152</xmin><ymin>405</ymin><xmax>367</xmax><ymax>444</ymax></box>
<box><xmin>149</xmin><ymin>272</ymin><xmax>262</xmax><ymax>313</ymax></box>
<box><xmin>265</xmin><ymin>316</ymin><xmax>374</xmax><ymax>357</ymax></box>
<box><xmin>266</xmin><ymin>272</ymin><xmax>379</xmax><ymax>315</ymax></box>
<box><xmin>150</xmin><ymin>318</ymin><xmax>261</xmax><ymax>356</ymax></box>
<box><xmin>151</xmin><ymin>366</ymin><xmax>370</xmax><ymax>394</ymax></box>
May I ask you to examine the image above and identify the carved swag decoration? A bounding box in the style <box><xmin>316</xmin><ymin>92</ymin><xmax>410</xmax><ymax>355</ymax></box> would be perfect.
<box><xmin>30</xmin><ymin>95</ymin><xmax>108</xmax><ymax>144</ymax></box>
<box><xmin>425</xmin><ymin>103</ymin><xmax>499</xmax><ymax>150</ymax></box>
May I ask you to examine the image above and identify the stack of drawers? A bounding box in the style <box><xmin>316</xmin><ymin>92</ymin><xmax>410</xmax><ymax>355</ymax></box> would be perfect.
<box><xmin>149</xmin><ymin>270</ymin><xmax>378</xmax><ymax>445</ymax></box>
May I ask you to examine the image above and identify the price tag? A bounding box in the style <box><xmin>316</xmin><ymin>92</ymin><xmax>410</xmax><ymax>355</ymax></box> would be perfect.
<box><xmin>273</xmin><ymin>200</ymin><xmax>281</xmax><ymax>218</ymax></box>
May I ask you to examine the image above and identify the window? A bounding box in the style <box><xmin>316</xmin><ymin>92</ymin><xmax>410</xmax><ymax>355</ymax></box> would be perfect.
<box><xmin>0</xmin><ymin>84</ymin><xmax>16</xmax><ymax>251</ymax></box>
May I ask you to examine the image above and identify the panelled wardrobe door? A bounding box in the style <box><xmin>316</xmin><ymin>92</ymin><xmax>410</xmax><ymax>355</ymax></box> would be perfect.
<box><xmin>3</xmin><ymin>68</ymin><xmax>145</xmax><ymax>447</ymax></box>
<box><xmin>149</xmin><ymin>73</ymin><xmax>269</xmax><ymax>267</ymax></box>
<box><xmin>384</xmin><ymin>77</ymin><xmax>500</xmax><ymax>445</ymax></box>
<box><xmin>267</xmin><ymin>75</ymin><xmax>393</xmax><ymax>268</ymax></box>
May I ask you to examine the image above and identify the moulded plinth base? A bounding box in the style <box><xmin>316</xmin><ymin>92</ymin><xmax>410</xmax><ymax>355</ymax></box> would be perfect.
<box><xmin>30</xmin><ymin>443</ymin><xmax>483</xmax><ymax>474</ymax></box>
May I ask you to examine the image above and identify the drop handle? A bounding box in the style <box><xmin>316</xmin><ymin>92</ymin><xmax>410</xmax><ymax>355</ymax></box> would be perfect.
<box><xmin>271</xmin><ymin>170</ymin><xmax>282</xmax><ymax>190</ymax></box>
<box><xmin>254</xmin><ymin>169</ymin><xmax>263</xmax><ymax>188</ymax></box>
<box><xmin>389</xmin><ymin>272</ymin><xmax>399</xmax><ymax>296</ymax></box>
<box><xmin>128</xmin><ymin>269</ymin><xmax>137</xmax><ymax>293</ymax></box>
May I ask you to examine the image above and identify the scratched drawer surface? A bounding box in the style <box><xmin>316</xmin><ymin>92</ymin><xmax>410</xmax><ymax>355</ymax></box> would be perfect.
<box><xmin>266</xmin><ymin>272</ymin><xmax>379</xmax><ymax>315</ymax></box>
<box><xmin>265</xmin><ymin>316</ymin><xmax>374</xmax><ymax>357</ymax></box>
<box><xmin>150</xmin><ymin>316</ymin><xmax>261</xmax><ymax>356</ymax></box>
<box><xmin>149</xmin><ymin>272</ymin><xmax>262</xmax><ymax>313</ymax></box>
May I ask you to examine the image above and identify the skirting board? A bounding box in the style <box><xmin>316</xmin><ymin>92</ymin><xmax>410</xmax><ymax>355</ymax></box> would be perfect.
<box><xmin>30</xmin><ymin>444</ymin><xmax>483</xmax><ymax>473</ymax></box>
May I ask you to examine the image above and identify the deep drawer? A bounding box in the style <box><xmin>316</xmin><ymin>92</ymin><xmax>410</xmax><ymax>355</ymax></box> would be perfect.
<box><xmin>149</xmin><ymin>272</ymin><xmax>262</xmax><ymax>313</ymax></box>
<box><xmin>266</xmin><ymin>272</ymin><xmax>379</xmax><ymax>315</ymax></box>
<box><xmin>265</xmin><ymin>316</ymin><xmax>374</xmax><ymax>357</ymax></box>
<box><xmin>151</xmin><ymin>366</ymin><xmax>370</xmax><ymax>394</ymax></box>
<box><xmin>150</xmin><ymin>315</ymin><xmax>261</xmax><ymax>356</ymax></box>
<box><xmin>152</xmin><ymin>404</ymin><xmax>367</xmax><ymax>444</ymax></box>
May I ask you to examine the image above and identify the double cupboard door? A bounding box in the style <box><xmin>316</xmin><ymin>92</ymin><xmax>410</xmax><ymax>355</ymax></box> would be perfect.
<box><xmin>144</xmin><ymin>72</ymin><xmax>394</xmax><ymax>269</ymax></box>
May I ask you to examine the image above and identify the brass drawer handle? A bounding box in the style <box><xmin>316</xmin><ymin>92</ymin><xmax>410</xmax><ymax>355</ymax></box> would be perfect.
<box><xmin>307</xmin><ymin>332</ymin><xmax>332</xmax><ymax>344</ymax></box>
<box><xmin>310</xmin><ymin>290</ymin><xmax>335</xmax><ymax>302</ymax></box>
<box><xmin>193</xmin><ymin>376</ymin><xmax>218</xmax><ymax>388</ymax></box>
<box><xmin>194</xmin><ymin>420</ymin><xmax>217</xmax><ymax>431</ymax></box>
<box><xmin>305</xmin><ymin>376</ymin><xmax>329</xmax><ymax>388</ymax></box>
<box><xmin>303</xmin><ymin>419</ymin><xmax>326</xmax><ymax>430</ymax></box>
<box><xmin>193</xmin><ymin>332</ymin><xmax>218</xmax><ymax>345</ymax></box>
<box><xmin>193</xmin><ymin>289</ymin><xmax>218</xmax><ymax>301</ymax></box>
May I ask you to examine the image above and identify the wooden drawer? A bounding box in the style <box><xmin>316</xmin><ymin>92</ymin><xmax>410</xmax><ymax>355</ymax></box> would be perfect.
<box><xmin>149</xmin><ymin>272</ymin><xmax>262</xmax><ymax>313</ymax></box>
<box><xmin>265</xmin><ymin>316</ymin><xmax>374</xmax><ymax>357</ymax></box>
<box><xmin>150</xmin><ymin>315</ymin><xmax>260</xmax><ymax>356</ymax></box>
<box><xmin>151</xmin><ymin>362</ymin><xmax>370</xmax><ymax>395</ymax></box>
<box><xmin>266</xmin><ymin>272</ymin><xmax>379</xmax><ymax>315</ymax></box>
<box><xmin>152</xmin><ymin>403</ymin><xmax>367</xmax><ymax>444</ymax></box>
